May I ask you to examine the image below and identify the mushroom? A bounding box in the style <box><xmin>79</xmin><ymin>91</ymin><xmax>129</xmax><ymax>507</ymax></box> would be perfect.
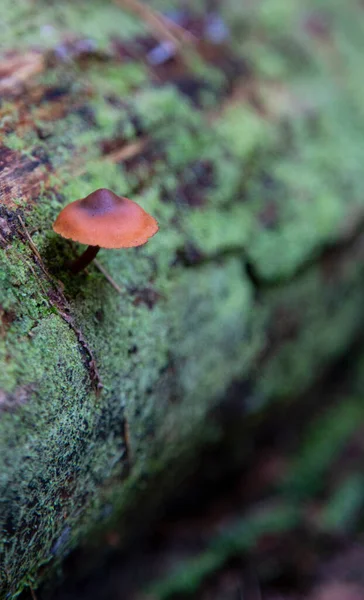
<box><xmin>53</xmin><ymin>188</ymin><xmax>159</xmax><ymax>273</ymax></box>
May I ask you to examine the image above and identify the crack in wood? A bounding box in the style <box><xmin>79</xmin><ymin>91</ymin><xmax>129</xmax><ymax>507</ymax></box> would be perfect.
<box><xmin>17</xmin><ymin>216</ymin><xmax>103</xmax><ymax>394</ymax></box>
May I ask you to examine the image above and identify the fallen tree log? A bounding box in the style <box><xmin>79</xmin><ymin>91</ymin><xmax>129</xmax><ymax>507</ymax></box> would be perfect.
<box><xmin>1</xmin><ymin>0</ymin><xmax>364</xmax><ymax>597</ymax></box>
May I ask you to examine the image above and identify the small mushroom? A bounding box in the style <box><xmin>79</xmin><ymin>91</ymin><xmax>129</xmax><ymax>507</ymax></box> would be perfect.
<box><xmin>53</xmin><ymin>188</ymin><xmax>158</xmax><ymax>273</ymax></box>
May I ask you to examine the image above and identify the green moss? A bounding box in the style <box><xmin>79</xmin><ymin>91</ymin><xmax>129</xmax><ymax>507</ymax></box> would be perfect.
<box><xmin>0</xmin><ymin>184</ymin><xmax>259</xmax><ymax>598</ymax></box>
<box><xmin>256</xmin><ymin>257</ymin><xmax>364</xmax><ymax>401</ymax></box>
<box><xmin>183</xmin><ymin>205</ymin><xmax>252</xmax><ymax>255</ymax></box>
<box><xmin>86</xmin><ymin>63</ymin><xmax>148</xmax><ymax>98</ymax></box>
<box><xmin>244</xmin><ymin>97</ymin><xmax>364</xmax><ymax>279</ymax></box>
<box><xmin>320</xmin><ymin>473</ymin><xmax>364</xmax><ymax>533</ymax></box>
<box><xmin>281</xmin><ymin>398</ymin><xmax>364</xmax><ymax>499</ymax></box>
<box><xmin>147</xmin><ymin>504</ymin><xmax>300</xmax><ymax>599</ymax></box>
<box><xmin>216</xmin><ymin>105</ymin><xmax>274</xmax><ymax>160</ymax></box>
<box><xmin>0</xmin><ymin>0</ymin><xmax>143</xmax><ymax>50</ymax></box>
<box><xmin>4</xmin><ymin>133</ymin><xmax>29</xmax><ymax>152</ymax></box>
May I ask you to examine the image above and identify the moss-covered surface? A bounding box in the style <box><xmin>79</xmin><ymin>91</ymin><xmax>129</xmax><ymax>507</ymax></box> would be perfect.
<box><xmin>2</xmin><ymin>0</ymin><xmax>364</xmax><ymax>597</ymax></box>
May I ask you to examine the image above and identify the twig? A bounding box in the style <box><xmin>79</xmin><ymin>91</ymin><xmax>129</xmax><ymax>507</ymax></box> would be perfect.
<box><xmin>17</xmin><ymin>216</ymin><xmax>51</xmax><ymax>279</ymax></box>
<box><xmin>112</xmin><ymin>0</ymin><xmax>195</xmax><ymax>49</ymax></box>
<box><xmin>0</xmin><ymin>53</ymin><xmax>44</xmax><ymax>92</ymax></box>
<box><xmin>71</xmin><ymin>138</ymin><xmax>148</xmax><ymax>179</ymax></box>
<box><xmin>19</xmin><ymin>254</ymin><xmax>50</xmax><ymax>301</ymax></box>
<box><xmin>94</xmin><ymin>259</ymin><xmax>123</xmax><ymax>295</ymax></box>
<box><xmin>105</xmin><ymin>137</ymin><xmax>148</xmax><ymax>164</ymax></box>
<box><xmin>29</xmin><ymin>586</ymin><xmax>38</xmax><ymax>600</ymax></box>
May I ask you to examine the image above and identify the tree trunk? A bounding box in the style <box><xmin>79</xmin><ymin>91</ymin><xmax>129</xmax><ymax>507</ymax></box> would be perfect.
<box><xmin>1</xmin><ymin>0</ymin><xmax>364</xmax><ymax>597</ymax></box>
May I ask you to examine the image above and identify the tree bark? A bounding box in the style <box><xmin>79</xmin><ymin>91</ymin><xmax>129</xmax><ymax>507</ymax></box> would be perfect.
<box><xmin>1</xmin><ymin>0</ymin><xmax>364</xmax><ymax>597</ymax></box>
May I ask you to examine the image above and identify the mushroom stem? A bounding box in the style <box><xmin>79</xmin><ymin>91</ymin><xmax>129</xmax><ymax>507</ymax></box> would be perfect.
<box><xmin>70</xmin><ymin>245</ymin><xmax>100</xmax><ymax>273</ymax></box>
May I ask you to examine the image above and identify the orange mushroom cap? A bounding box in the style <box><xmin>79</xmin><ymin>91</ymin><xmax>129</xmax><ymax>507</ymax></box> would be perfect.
<box><xmin>53</xmin><ymin>188</ymin><xmax>158</xmax><ymax>248</ymax></box>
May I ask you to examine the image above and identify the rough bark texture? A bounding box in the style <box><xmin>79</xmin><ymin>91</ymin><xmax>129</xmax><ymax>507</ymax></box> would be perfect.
<box><xmin>1</xmin><ymin>0</ymin><xmax>364</xmax><ymax>597</ymax></box>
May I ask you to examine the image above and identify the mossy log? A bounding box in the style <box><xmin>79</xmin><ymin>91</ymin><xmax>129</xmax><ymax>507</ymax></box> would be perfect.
<box><xmin>2</xmin><ymin>0</ymin><xmax>364</xmax><ymax>597</ymax></box>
